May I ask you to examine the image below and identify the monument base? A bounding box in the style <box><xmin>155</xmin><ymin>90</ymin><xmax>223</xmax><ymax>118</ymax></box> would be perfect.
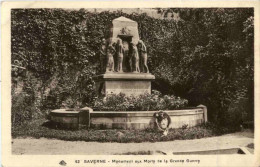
<box><xmin>93</xmin><ymin>73</ymin><xmax>155</xmax><ymax>96</ymax></box>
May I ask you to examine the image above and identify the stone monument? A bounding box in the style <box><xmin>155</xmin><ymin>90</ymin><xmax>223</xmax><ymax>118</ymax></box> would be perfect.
<box><xmin>50</xmin><ymin>17</ymin><xmax>207</xmax><ymax>130</ymax></box>
<box><xmin>94</xmin><ymin>16</ymin><xmax>155</xmax><ymax>96</ymax></box>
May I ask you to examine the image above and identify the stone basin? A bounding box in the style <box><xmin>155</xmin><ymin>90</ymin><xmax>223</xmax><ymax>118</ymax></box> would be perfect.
<box><xmin>50</xmin><ymin>106</ymin><xmax>207</xmax><ymax>130</ymax></box>
<box><xmin>90</xmin><ymin>107</ymin><xmax>207</xmax><ymax>130</ymax></box>
<box><xmin>50</xmin><ymin>107</ymin><xmax>91</xmax><ymax>129</ymax></box>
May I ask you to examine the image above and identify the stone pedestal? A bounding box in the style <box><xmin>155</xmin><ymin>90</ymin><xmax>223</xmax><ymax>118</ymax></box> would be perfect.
<box><xmin>94</xmin><ymin>73</ymin><xmax>155</xmax><ymax>96</ymax></box>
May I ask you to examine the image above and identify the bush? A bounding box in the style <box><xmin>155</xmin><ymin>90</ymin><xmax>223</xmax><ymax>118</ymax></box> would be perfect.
<box><xmin>93</xmin><ymin>90</ymin><xmax>188</xmax><ymax>111</ymax></box>
<box><xmin>12</xmin><ymin>92</ymin><xmax>34</xmax><ymax>125</ymax></box>
<box><xmin>11</xmin><ymin>72</ymin><xmax>44</xmax><ymax>125</ymax></box>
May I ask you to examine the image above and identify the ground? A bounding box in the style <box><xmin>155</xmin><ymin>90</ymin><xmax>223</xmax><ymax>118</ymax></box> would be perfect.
<box><xmin>12</xmin><ymin>130</ymin><xmax>254</xmax><ymax>155</ymax></box>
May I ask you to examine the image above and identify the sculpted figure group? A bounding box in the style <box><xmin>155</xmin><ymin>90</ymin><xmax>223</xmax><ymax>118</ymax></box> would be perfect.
<box><xmin>99</xmin><ymin>38</ymin><xmax>149</xmax><ymax>74</ymax></box>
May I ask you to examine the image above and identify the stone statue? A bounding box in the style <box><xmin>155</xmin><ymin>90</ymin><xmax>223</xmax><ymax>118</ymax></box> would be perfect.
<box><xmin>130</xmin><ymin>42</ymin><xmax>140</xmax><ymax>73</ymax></box>
<box><xmin>99</xmin><ymin>38</ymin><xmax>107</xmax><ymax>73</ymax></box>
<box><xmin>137</xmin><ymin>40</ymin><xmax>149</xmax><ymax>73</ymax></box>
<box><xmin>116</xmin><ymin>38</ymin><xmax>124</xmax><ymax>72</ymax></box>
<box><xmin>106</xmin><ymin>44</ymin><xmax>115</xmax><ymax>73</ymax></box>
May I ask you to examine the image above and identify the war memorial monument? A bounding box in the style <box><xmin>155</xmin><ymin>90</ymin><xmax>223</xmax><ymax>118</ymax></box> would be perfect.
<box><xmin>94</xmin><ymin>16</ymin><xmax>155</xmax><ymax>97</ymax></box>
<box><xmin>50</xmin><ymin>16</ymin><xmax>207</xmax><ymax>131</ymax></box>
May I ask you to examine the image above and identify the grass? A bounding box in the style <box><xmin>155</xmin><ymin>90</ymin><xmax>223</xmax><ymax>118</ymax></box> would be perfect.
<box><xmin>12</xmin><ymin>118</ymin><xmax>231</xmax><ymax>143</ymax></box>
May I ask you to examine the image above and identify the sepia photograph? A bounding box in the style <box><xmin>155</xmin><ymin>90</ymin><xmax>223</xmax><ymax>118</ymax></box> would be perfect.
<box><xmin>2</xmin><ymin>1</ymin><xmax>260</xmax><ymax>167</ymax></box>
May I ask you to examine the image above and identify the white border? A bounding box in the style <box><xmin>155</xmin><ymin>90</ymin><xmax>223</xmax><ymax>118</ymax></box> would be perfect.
<box><xmin>2</xmin><ymin>1</ymin><xmax>260</xmax><ymax>167</ymax></box>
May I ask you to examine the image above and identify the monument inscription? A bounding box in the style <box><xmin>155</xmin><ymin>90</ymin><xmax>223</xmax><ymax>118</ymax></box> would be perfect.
<box><xmin>105</xmin><ymin>80</ymin><xmax>151</xmax><ymax>96</ymax></box>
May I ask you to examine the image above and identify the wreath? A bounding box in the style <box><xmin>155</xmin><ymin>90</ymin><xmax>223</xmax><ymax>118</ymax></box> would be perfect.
<box><xmin>153</xmin><ymin>110</ymin><xmax>171</xmax><ymax>132</ymax></box>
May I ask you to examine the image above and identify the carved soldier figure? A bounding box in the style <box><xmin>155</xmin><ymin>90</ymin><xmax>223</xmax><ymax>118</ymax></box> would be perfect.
<box><xmin>130</xmin><ymin>42</ymin><xmax>140</xmax><ymax>73</ymax></box>
<box><xmin>137</xmin><ymin>40</ymin><xmax>149</xmax><ymax>73</ymax></box>
<box><xmin>106</xmin><ymin>44</ymin><xmax>115</xmax><ymax>73</ymax></box>
<box><xmin>116</xmin><ymin>38</ymin><xmax>124</xmax><ymax>72</ymax></box>
<box><xmin>99</xmin><ymin>38</ymin><xmax>107</xmax><ymax>73</ymax></box>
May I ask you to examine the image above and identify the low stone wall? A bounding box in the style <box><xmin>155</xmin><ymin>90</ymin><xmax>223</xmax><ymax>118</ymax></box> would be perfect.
<box><xmin>90</xmin><ymin>106</ymin><xmax>207</xmax><ymax>130</ymax></box>
<box><xmin>50</xmin><ymin>109</ymin><xmax>80</xmax><ymax>129</ymax></box>
<box><xmin>50</xmin><ymin>106</ymin><xmax>207</xmax><ymax>130</ymax></box>
<box><xmin>50</xmin><ymin>107</ymin><xmax>92</xmax><ymax>129</ymax></box>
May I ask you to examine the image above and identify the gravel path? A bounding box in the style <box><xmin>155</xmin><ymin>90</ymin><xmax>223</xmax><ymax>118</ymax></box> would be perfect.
<box><xmin>12</xmin><ymin>131</ymin><xmax>254</xmax><ymax>155</ymax></box>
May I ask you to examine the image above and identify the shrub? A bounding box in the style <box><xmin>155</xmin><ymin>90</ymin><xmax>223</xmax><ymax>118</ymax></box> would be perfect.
<box><xmin>93</xmin><ymin>90</ymin><xmax>188</xmax><ymax>111</ymax></box>
<box><xmin>11</xmin><ymin>72</ymin><xmax>44</xmax><ymax>125</ymax></box>
<box><xmin>12</xmin><ymin>92</ymin><xmax>34</xmax><ymax>126</ymax></box>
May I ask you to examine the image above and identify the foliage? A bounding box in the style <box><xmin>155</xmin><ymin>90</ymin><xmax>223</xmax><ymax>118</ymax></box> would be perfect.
<box><xmin>93</xmin><ymin>90</ymin><xmax>188</xmax><ymax>111</ymax></box>
<box><xmin>12</xmin><ymin>91</ymin><xmax>34</xmax><ymax>126</ymax></box>
<box><xmin>11</xmin><ymin>72</ymin><xmax>43</xmax><ymax>125</ymax></box>
<box><xmin>151</xmin><ymin>8</ymin><xmax>254</xmax><ymax>128</ymax></box>
<box><xmin>11</xmin><ymin>8</ymin><xmax>254</xmax><ymax>128</ymax></box>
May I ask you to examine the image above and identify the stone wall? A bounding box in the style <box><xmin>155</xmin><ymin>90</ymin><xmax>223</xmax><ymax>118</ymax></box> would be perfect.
<box><xmin>89</xmin><ymin>107</ymin><xmax>207</xmax><ymax>130</ymax></box>
<box><xmin>50</xmin><ymin>106</ymin><xmax>207</xmax><ymax>130</ymax></box>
